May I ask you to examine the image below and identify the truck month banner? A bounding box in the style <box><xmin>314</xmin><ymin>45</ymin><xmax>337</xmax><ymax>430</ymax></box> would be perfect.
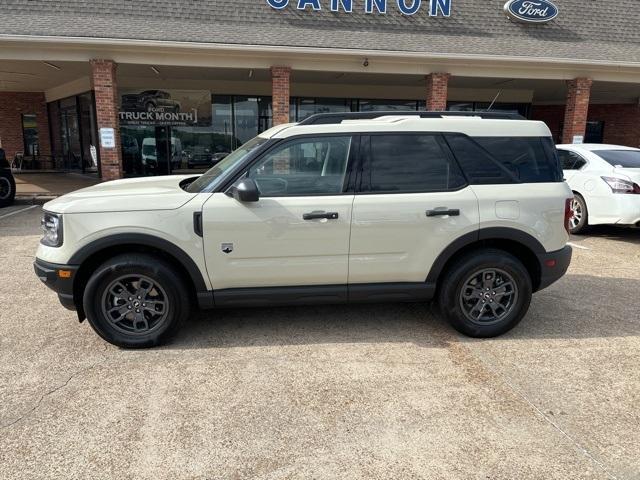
<box><xmin>119</xmin><ymin>89</ymin><xmax>212</xmax><ymax>127</ymax></box>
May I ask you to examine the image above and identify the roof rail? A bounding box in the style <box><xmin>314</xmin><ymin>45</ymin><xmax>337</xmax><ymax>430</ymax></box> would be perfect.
<box><xmin>298</xmin><ymin>111</ymin><xmax>525</xmax><ymax>125</ymax></box>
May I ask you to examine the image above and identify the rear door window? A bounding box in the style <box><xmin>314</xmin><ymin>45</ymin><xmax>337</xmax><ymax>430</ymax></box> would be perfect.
<box><xmin>363</xmin><ymin>134</ymin><xmax>467</xmax><ymax>193</ymax></box>
<box><xmin>558</xmin><ymin>150</ymin><xmax>587</xmax><ymax>170</ymax></box>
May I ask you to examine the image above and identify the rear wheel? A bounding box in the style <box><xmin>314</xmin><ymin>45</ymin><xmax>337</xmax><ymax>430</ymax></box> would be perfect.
<box><xmin>0</xmin><ymin>171</ymin><xmax>16</xmax><ymax>207</ymax></box>
<box><xmin>83</xmin><ymin>254</ymin><xmax>190</xmax><ymax>348</ymax></box>
<box><xmin>438</xmin><ymin>249</ymin><xmax>532</xmax><ymax>338</ymax></box>
<box><xmin>569</xmin><ymin>194</ymin><xmax>589</xmax><ymax>234</ymax></box>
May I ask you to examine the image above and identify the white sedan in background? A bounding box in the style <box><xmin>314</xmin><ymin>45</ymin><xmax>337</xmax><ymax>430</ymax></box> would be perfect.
<box><xmin>556</xmin><ymin>144</ymin><xmax>640</xmax><ymax>234</ymax></box>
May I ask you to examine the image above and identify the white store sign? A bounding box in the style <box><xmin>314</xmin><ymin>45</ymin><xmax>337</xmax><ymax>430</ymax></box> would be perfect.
<box><xmin>100</xmin><ymin>128</ymin><xmax>116</xmax><ymax>148</ymax></box>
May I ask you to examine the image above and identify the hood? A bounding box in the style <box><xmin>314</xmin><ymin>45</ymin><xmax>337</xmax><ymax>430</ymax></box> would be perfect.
<box><xmin>44</xmin><ymin>175</ymin><xmax>200</xmax><ymax>214</ymax></box>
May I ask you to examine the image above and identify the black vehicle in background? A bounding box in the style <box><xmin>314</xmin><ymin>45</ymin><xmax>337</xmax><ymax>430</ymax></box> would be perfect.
<box><xmin>121</xmin><ymin>90</ymin><xmax>181</xmax><ymax>113</ymax></box>
<box><xmin>186</xmin><ymin>148</ymin><xmax>229</xmax><ymax>169</ymax></box>
<box><xmin>0</xmin><ymin>148</ymin><xmax>16</xmax><ymax>207</ymax></box>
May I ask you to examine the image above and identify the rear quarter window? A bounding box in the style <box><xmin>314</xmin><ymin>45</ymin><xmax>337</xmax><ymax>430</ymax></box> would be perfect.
<box><xmin>594</xmin><ymin>150</ymin><xmax>640</xmax><ymax>168</ymax></box>
<box><xmin>473</xmin><ymin>136</ymin><xmax>563</xmax><ymax>183</ymax></box>
<box><xmin>445</xmin><ymin>134</ymin><xmax>562</xmax><ymax>184</ymax></box>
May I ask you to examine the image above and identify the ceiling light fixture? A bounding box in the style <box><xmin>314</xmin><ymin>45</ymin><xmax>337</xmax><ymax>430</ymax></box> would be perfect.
<box><xmin>43</xmin><ymin>61</ymin><xmax>61</xmax><ymax>71</ymax></box>
<box><xmin>248</xmin><ymin>69</ymin><xmax>254</xmax><ymax>78</ymax></box>
<box><xmin>150</xmin><ymin>66</ymin><xmax>161</xmax><ymax>76</ymax></box>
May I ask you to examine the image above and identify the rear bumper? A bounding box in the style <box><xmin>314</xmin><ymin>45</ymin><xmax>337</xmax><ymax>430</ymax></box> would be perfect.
<box><xmin>34</xmin><ymin>258</ymin><xmax>79</xmax><ymax>311</ymax></box>
<box><xmin>536</xmin><ymin>245</ymin><xmax>572</xmax><ymax>291</ymax></box>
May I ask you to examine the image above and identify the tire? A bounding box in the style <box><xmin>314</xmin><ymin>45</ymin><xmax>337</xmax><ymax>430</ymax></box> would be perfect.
<box><xmin>437</xmin><ymin>249</ymin><xmax>532</xmax><ymax>338</ymax></box>
<box><xmin>0</xmin><ymin>171</ymin><xmax>16</xmax><ymax>208</ymax></box>
<box><xmin>83</xmin><ymin>254</ymin><xmax>190</xmax><ymax>348</ymax></box>
<box><xmin>569</xmin><ymin>193</ymin><xmax>589</xmax><ymax>234</ymax></box>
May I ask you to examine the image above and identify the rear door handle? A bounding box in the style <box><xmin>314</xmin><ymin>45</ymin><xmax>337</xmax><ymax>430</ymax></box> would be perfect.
<box><xmin>426</xmin><ymin>208</ymin><xmax>460</xmax><ymax>217</ymax></box>
<box><xmin>303</xmin><ymin>211</ymin><xmax>339</xmax><ymax>220</ymax></box>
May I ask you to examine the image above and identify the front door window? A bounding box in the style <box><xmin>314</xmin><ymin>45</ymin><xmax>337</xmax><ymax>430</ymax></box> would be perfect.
<box><xmin>247</xmin><ymin>136</ymin><xmax>352</xmax><ymax>196</ymax></box>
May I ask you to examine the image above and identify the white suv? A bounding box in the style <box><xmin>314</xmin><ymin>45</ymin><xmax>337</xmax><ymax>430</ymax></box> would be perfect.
<box><xmin>34</xmin><ymin>112</ymin><xmax>573</xmax><ymax>348</ymax></box>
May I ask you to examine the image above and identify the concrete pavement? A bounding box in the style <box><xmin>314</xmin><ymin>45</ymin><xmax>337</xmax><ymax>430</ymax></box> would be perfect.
<box><xmin>0</xmin><ymin>207</ymin><xmax>638</xmax><ymax>479</ymax></box>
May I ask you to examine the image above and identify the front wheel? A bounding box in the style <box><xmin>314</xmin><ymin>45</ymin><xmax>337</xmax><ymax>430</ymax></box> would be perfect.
<box><xmin>83</xmin><ymin>254</ymin><xmax>190</xmax><ymax>348</ymax></box>
<box><xmin>438</xmin><ymin>249</ymin><xmax>532</xmax><ymax>338</ymax></box>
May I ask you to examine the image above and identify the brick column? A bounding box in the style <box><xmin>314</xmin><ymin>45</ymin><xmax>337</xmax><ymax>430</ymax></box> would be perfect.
<box><xmin>425</xmin><ymin>73</ymin><xmax>450</xmax><ymax>111</ymax></box>
<box><xmin>271</xmin><ymin>66</ymin><xmax>291</xmax><ymax>125</ymax></box>
<box><xmin>562</xmin><ymin>78</ymin><xmax>592</xmax><ymax>144</ymax></box>
<box><xmin>90</xmin><ymin>59</ymin><xmax>122</xmax><ymax>180</ymax></box>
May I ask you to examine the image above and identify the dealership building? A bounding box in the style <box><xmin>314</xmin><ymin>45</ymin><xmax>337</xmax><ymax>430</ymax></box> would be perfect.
<box><xmin>1</xmin><ymin>0</ymin><xmax>640</xmax><ymax>180</ymax></box>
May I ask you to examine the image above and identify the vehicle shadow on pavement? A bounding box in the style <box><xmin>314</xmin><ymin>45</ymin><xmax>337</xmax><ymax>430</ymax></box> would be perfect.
<box><xmin>571</xmin><ymin>225</ymin><xmax>640</xmax><ymax>245</ymax></box>
<box><xmin>166</xmin><ymin>274</ymin><xmax>640</xmax><ymax>350</ymax></box>
<box><xmin>171</xmin><ymin>301</ymin><xmax>456</xmax><ymax>350</ymax></box>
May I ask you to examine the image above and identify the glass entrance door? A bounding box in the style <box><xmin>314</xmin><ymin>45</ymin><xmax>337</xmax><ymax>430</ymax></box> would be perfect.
<box><xmin>60</xmin><ymin>100</ymin><xmax>82</xmax><ymax>171</ymax></box>
<box><xmin>154</xmin><ymin>126</ymin><xmax>172</xmax><ymax>176</ymax></box>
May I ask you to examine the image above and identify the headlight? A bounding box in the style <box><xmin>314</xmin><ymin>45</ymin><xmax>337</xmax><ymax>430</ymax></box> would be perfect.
<box><xmin>41</xmin><ymin>212</ymin><xmax>63</xmax><ymax>247</ymax></box>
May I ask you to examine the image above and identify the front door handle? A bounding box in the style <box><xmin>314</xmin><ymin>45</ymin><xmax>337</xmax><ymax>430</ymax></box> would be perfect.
<box><xmin>303</xmin><ymin>211</ymin><xmax>339</xmax><ymax>220</ymax></box>
<box><xmin>426</xmin><ymin>208</ymin><xmax>460</xmax><ymax>217</ymax></box>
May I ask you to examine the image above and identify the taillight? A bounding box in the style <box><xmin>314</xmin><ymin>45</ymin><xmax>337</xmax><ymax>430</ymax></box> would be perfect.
<box><xmin>601</xmin><ymin>176</ymin><xmax>640</xmax><ymax>194</ymax></box>
<box><xmin>564</xmin><ymin>198</ymin><xmax>573</xmax><ymax>234</ymax></box>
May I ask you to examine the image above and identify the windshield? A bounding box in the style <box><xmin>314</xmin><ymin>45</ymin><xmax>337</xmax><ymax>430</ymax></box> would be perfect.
<box><xmin>185</xmin><ymin>136</ymin><xmax>268</xmax><ymax>193</ymax></box>
<box><xmin>142</xmin><ymin>145</ymin><xmax>156</xmax><ymax>156</ymax></box>
<box><xmin>595</xmin><ymin>150</ymin><xmax>640</xmax><ymax>168</ymax></box>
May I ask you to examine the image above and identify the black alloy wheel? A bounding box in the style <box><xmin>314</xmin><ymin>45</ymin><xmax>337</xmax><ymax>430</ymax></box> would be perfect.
<box><xmin>83</xmin><ymin>254</ymin><xmax>190</xmax><ymax>348</ymax></box>
<box><xmin>438</xmin><ymin>249</ymin><xmax>532</xmax><ymax>338</ymax></box>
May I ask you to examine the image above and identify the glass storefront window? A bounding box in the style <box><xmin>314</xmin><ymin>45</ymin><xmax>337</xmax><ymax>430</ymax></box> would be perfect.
<box><xmin>46</xmin><ymin>92</ymin><xmax>99</xmax><ymax>174</ymax></box>
<box><xmin>78</xmin><ymin>92</ymin><xmax>99</xmax><ymax>173</ymax></box>
<box><xmin>293</xmin><ymin>98</ymin><xmax>351</xmax><ymax>121</ymax></box>
<box><xmin>60</xmin><ymin>97</ymin><xmax>82</xmax><ymax>171</ymax></box>
<box><xmin>357</xmin><ymin>99</ymin><xmax>420</xmax><ymax>111</ymax></box>
<box><xmin>447</xmin><ymin>102</ymin><xmax>475</xmax><ymax>112</ymax></box>
<box><xmin>474</xmin><ymin>102</ymin><xmax>530</xmax><ymax>117</ymax></box>
<box><xmin>173</xmin><ymin>126</ymin><xmax>229</xmax><ymax>173</ymax></box>
<box><xmin>21</xmin><ymin>114</ymin><xmax>39</xmax><ymax>156</ymax></box>
<box><xmin>115</xmin><ymin>91</ymin><xmax>534</xmax><ymax>179</ymax></box>
<box><xmin>447</xmin><ymin>101</ymin><xmax>530</xmax><ymax>117</ymax></box>
<box><xmin>212</xmin><ymin>95</ymin><xmax>234</xmax><ymax>154</ymax></box>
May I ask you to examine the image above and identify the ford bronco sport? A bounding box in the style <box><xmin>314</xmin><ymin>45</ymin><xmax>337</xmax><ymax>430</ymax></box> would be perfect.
<box><xmin>34</xmin><ymin>112</ymin><xmax>573</xmax><ymax>348</ymax></box>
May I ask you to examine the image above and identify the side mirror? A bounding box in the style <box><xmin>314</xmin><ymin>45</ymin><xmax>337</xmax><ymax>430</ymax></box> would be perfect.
<box><xmin>229</xmin><ymin>178</ymin><xmax>259</xmax><ymax>202</ymax></box>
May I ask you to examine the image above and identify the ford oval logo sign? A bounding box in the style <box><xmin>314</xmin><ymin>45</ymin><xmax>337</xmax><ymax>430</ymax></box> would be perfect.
<box><xmin>504</xmin><ymin>0</ymin><xmax>558</xmax><ymax>23</ymax></box>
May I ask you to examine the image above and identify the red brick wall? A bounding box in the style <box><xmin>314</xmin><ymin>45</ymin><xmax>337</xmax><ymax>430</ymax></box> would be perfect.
<box><xmin>271</xmin><ymin>66</ymin><xmax>291</xmax><ymax>126</ymax></box>
<box><xmin>561</xmin><ymin>78</ymin><xmax>592</xmax><ymax>144</ymax></box>
<box><xmin>588</xmin><ymin>104</ymin><xmax>640</xmax><ymax>148</ymax></box>
<box><xmin>531</xmin><ymin>105</ymin><xmax>564</xmax><ymax>143</ymax></box>
<box><xmin>90</xmin><ymin>59</ymin><xmax>122</xmax><ymax>180</ymax></box>
<box><xmin>426</xmin><ymin>73</ymin><xmax>450</xmax><ymax>111</ymax></box>
<box><xmin>531</xmin><ymin>103</ymin><xmax>640</xmax><ymax>147</ymax></box>
<box><xmin>0</xmin><ymin>92</ymin><xmax>51</xmax><ymax>161</ymax></box>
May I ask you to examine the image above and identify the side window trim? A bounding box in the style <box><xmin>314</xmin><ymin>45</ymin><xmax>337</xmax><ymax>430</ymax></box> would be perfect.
<box><xmin>437</xmin><ymin>134</ymin><xmax>471</xmax><ymax>186</ymax></box>
<box><xmin>358</xmin><ymin>132</ymin><xmax>468</xmax><ymax>195</ymax></box>
<box><xmin>228</xmin><ymin>133</ymin><xmax>360</xmax><ymax>198</ymax></box>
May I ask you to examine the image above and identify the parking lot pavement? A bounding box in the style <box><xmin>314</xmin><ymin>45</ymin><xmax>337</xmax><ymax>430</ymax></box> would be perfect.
<box><xmin>0</xmin><ymin>207</ymin><xmax>638</xmax><ymax>480</ymax></box>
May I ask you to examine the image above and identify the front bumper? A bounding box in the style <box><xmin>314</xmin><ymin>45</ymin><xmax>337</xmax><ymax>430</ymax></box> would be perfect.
<box><xmin>536</xmin><ymin>245</ymin><xmax>572</xmax><ymax>291</ymax></box>
<box><xmin>34</xmin><ymin>258</ymin><xmax>79</xmax><ymax>311</ymax></box>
